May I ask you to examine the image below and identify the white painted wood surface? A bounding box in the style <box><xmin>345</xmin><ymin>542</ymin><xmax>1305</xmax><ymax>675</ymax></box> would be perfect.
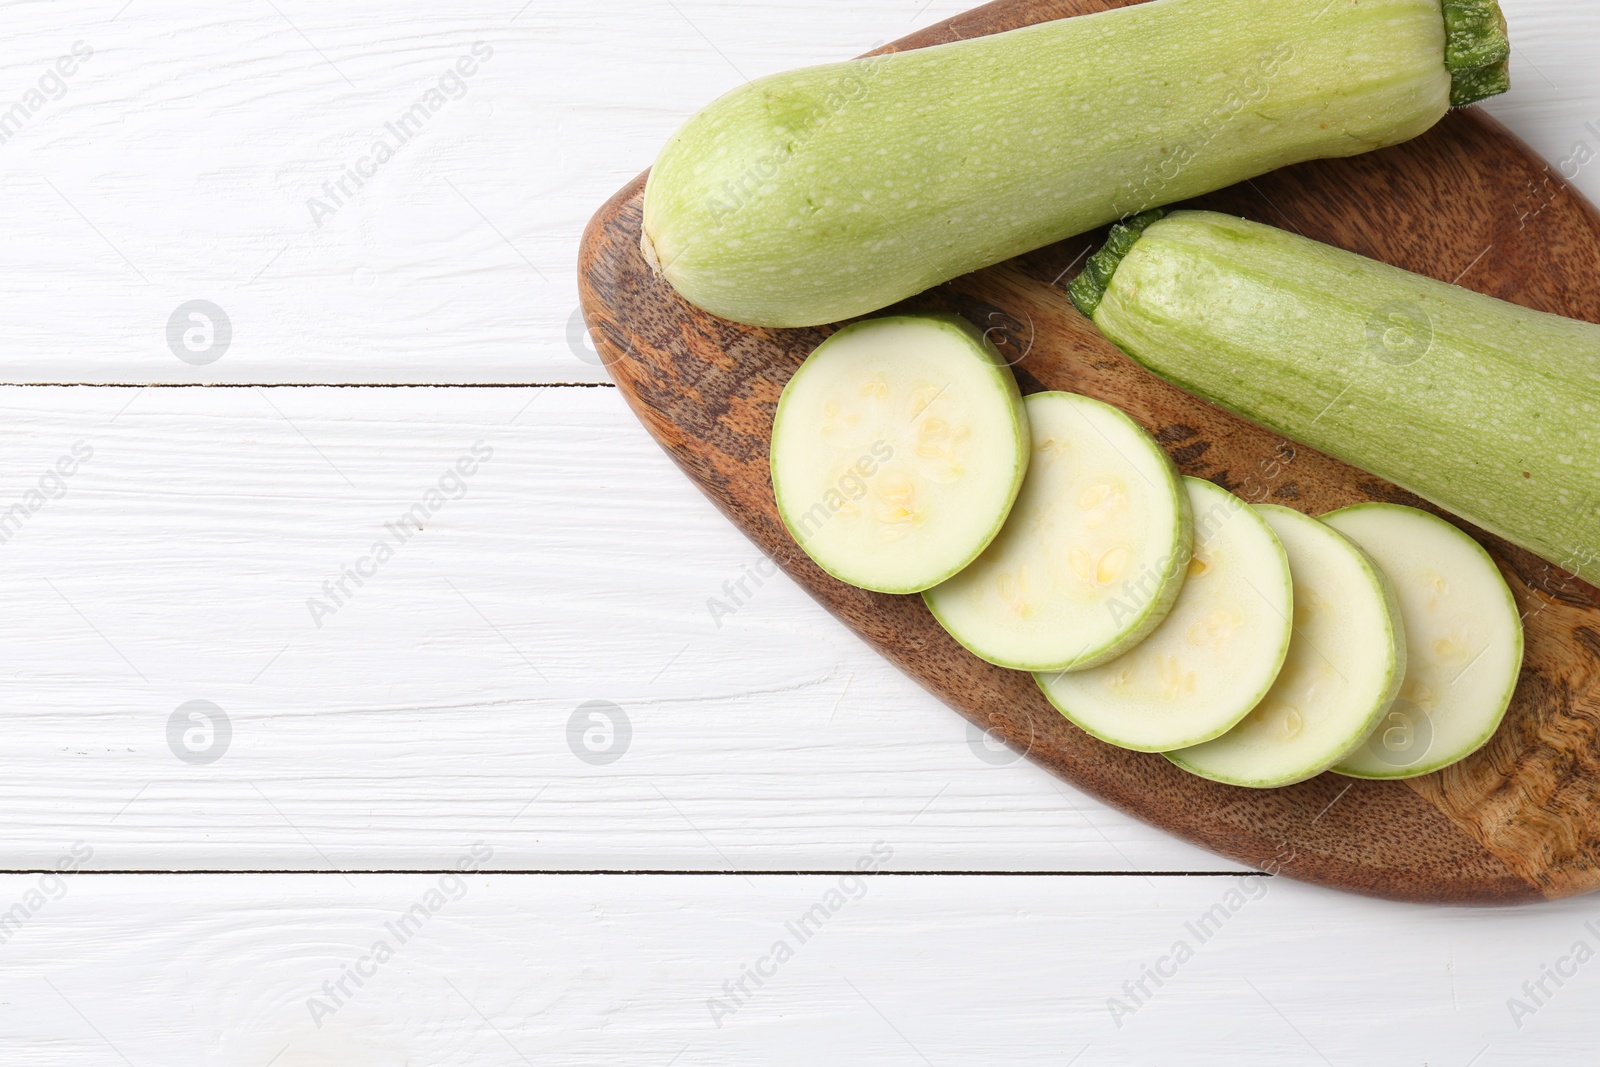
<box><xmin>0</xmin><ymin>385</ymin><xmax>1237</xmax><ymax>872</ymax></box>
<box><xmin>0</xmin><ymin>0</ymin><xmax>982</xmax><ymax>384</ymax></box>
<box><xmin>7</xmin><ymin>873</ymin><xmax>1600</xmax><ymax>1064</ymax></box>
<box><xmin>1</xmin><ymin>0</ymin><xmax>1597</xmax><ymax>1059</ymax></box>
<box><xmin>0</xmin><ymin>0</ymin><xmax>1591</xmax><ymax>384</ymax></box>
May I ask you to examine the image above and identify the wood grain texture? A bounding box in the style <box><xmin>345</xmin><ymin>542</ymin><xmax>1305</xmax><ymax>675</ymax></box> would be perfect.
<box><xmin>6</xmin><ymin>872</ymin><xmax>1600</xmax><ymax>1064</ymax></box>
<box><xmin>581</xmin><ymin>0</ymin><xmax>1600</xmax><ymax>904</ymax></box>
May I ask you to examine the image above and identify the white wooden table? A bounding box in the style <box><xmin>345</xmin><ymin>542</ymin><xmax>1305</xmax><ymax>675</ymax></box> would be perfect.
<box><xmin>2</xmin><ymin>1</ymin><xmax>1597</xmax><ymax>1061</ymax></box>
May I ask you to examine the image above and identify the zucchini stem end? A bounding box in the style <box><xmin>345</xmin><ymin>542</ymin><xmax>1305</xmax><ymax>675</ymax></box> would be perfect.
<box><xmin>1068</xmin><ymin>210</ymin><xmax>1165</xmax><ymax>319</ymax></box>
<box><xmin>1444</xmin><ymin>0</ymin><xmax>1511</xmax><ymax>106</ymax></box>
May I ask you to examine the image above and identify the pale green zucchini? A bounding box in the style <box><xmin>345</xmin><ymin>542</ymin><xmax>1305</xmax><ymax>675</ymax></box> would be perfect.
<box><xmin>644</xmin><ymin>0</ymin><xmax>1507</xmax><ymax>328</ymax></box>
<box><xmin>1074</xmin><ymin>209</ymin><xmax>1600</xmax><ymax>590</ymax></box>
<box><xmin>1166</xmin><ymin>505</ymin><xmax>1407</xmax><ymax>789</ymax></box>
<box><xmin>1322</xmin><ymin>504</ymin><xmax>1523</xmax><ymax>779</ymax></box>
<box><xmin>1038</xmin><ymin>478</ymin><xmax>1292</xmax><ymax>752</ymax></box>
<box><xmin>771</xmin><ymin>314</ymin><xmax>1029</xmax><ymax>594</ymax></box>
<box><xmin>923</xmin><ymin>391</ymin><xmax>1190</xmax><ymax>672</ymax></box>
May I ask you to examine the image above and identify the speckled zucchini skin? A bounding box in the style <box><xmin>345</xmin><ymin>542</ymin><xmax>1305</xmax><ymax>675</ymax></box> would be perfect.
<box><xmin>1444</xmin><ymin>0</ymin><xmax>1511</xmax><ymax>105</ymax></box>
<box><xmin>1081</xmin><ymin>210</ymin><xmax>1600</xmax><ymax>588</ymax></box>
<box><xmin>643</xmin><ymin>0</ymin><xmax>1503</xmax><ymax>328</ymax></box>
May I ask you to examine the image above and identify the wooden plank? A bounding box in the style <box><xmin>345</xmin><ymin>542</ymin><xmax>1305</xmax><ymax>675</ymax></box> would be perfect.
<box><xmin>0</xmin><ymin>0</ymin><xmax>974</xmax><ymax>385</ymax></box>
<box><xmin>0</xmin><ymin>385</ymin><xmax>1238</xmax><ymax>871</ymax></box>
<box><xmin>0</xmin><ymin>872</ymin><xmax>1592</xmax><ymax>1063</ymax></box>
<box><xmin>0</xmin><ymin>0</ymin><xmax>1591</xmax><ymax>383</ymax></box>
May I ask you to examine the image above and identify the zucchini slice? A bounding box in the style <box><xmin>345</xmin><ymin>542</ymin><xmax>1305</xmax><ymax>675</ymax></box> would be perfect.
<box><xmin>1039</xmin><ymin>478</ymin><xmax>1292</xmax><ymax>752</ymax></box>
<box><xmin>923</xmin><ymin>392</ymin><xmax>1190</xmax><ymax>672</ymax></box>
<box><xmin>771</xmin><ymin>314</ymin><xmax>1028</xmax><ymax>594</ymax></box>
<box><xmin>1166</xmin><ymin>506</ymin><xmax>1406</xmax><ymax>789</ymax></box>
<box><xmin>1323</xmin><ymin>504</ymin><xmax>1524</xmax><ymax>779</ymax></box>
<box><xmin>645</xmin><ymin>0</ymin><xmax>1506</xmax><ymax>328</ymax></box>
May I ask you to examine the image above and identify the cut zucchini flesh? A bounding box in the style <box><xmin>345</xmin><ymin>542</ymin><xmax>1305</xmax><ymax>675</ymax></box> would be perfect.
<box><xmin>1323</xmin><ymin>504</ymin><xmax>1524</xmax><ymax>779</ymax></box>
<box><xmin>923</xmin><ymin>391</ymin><xmax>1190</xmax><ymax>672</ymax></box>
<box><xmin>1038</xmin><ymin>478</ymin><xmax>1292</xmax><ymax>752</ymax></box>
<box><xmin>771</xmin><ymin>314</ymin><xmax>1028</xmax><ymax>594</ymax></box>
<box><xmin>1167</xmin><ymin>506</ymin><xmax>1406</xmax><ymax>789</ymax></box>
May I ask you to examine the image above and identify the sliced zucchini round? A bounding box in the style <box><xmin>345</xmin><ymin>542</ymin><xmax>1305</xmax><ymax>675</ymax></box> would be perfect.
<box><xmin>1323</xmin><ymin>504</ymin><xmax>1524</xmax><ymax>780</ymax></box>
<box><xmin>1038</xmin><ymin>478</ymin><xmax>1292</xmax><ymax>752</ymax></box>
<box><xmin>923</xmin><ymin>391</ymin><xmax>1191</xmax><ymax>672</ymax></box>
<box><xmin>1166</xmin><ymin>505</ymin><xmax>1406</xmax><ymax>789</ymax></box>
<box><xmin>770</xmin><ymin>314</ymin><xmax>1029</xmax><ymax>594</ymax></box>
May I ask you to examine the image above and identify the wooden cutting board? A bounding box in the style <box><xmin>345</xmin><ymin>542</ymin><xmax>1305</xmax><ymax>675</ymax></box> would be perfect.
<box><xmin>578</xmin><ymin>0</ymin><xmax>1600</xmax><ymax>904</ymax></box>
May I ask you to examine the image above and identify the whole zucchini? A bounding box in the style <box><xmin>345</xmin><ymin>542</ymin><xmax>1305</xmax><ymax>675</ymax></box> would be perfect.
<box><xmin>642</xmin><ymin>0</ymin><xmax>1508</xmax><ymax>328</ymax></box>
<box><xmin>1072</xmin><ymin>209</ymin><xmax>1600</xmax><ymax>587</ymax></box>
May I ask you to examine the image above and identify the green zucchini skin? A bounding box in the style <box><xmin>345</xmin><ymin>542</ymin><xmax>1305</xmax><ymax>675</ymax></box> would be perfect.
<box><xmin>1083</xmin><ymin>210</ymin><xmax>1600</xmax><ymax>589</ymax></box>
<box><xmin>643</xmin><ymin>0</ymin><xmax>1483</xmax><ymax>329</ymax></box>
<box><xmin>1443</xmin><ymin>0</ymin><xmax>1511</xmax><ymax>105</ymax></box>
